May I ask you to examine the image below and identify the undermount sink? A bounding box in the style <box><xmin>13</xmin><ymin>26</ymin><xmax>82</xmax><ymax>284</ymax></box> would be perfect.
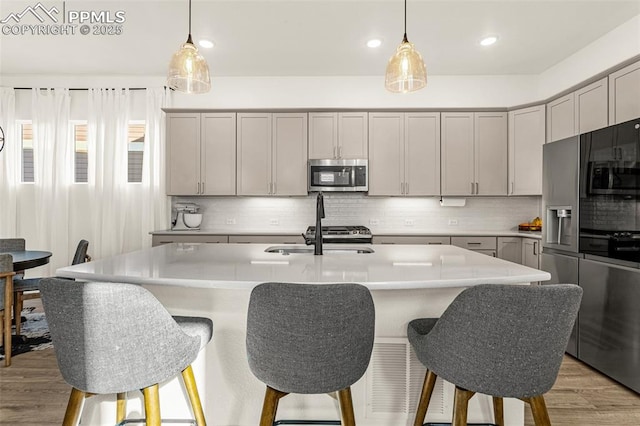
<box><xmin>264</xmin><ymin>245</ymin><xmax>375</xmax><ymax>255</ymax></box>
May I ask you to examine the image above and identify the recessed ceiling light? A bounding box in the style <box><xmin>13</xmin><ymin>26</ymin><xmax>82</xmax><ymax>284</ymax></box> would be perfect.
<box><xmin>199</xmin><ymin>39</ymin><xmax>214</xmax><ymax>49</ymax></box>
<box><xmin>480</xmin><ymin>36</ymin><xmax>498</xmax><ymax>46</ymax></box>
<box><xmin>367</xmin><ymin>39</ymin><xmax>382</xmax><ymax>48</ymax></box>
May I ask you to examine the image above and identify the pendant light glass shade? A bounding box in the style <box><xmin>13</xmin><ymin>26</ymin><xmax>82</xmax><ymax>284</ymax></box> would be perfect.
<box><xmin>385</xmin><ymin>0</ymin><xmax>427</xmax><ymax>93</ymax></box>
<box><xmin>166</xmin><ymin>0</ymin><xmax>211</xmax><ymax>94</ymax></box>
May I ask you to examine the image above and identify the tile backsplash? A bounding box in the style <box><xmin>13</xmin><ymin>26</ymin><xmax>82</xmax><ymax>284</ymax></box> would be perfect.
<box><xmin>172</xmin><ymin>195</ymin><xmax>542</xmax><ymax>233</ymax></box>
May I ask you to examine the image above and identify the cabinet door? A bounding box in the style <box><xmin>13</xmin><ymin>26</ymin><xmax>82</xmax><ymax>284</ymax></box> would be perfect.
<box><xmin>508</xmin><ymin>105</ymin><xmax>545</xmax><ymax>196</ymax></box>
<box><xmin>272</xmin><ymin>113</ymin><xmax>308</xmax><ymax>196</ymax></box>
<box><xmin>497</xmin><ymin>237</ymin><xmax>522</xmax><ymax>264</ymax></box>
<box><xmin>522</xmin><ymin>238</ymin><xmax>540</xmax><ymax>269</ymax></box>
<box><xmin>474</xmin><ymin>112</ymin><xmax>507</xmax><ymax>195</ymax></box>
<box><xmin>368</xmin><ymin>113</ymin><xmax>404</xmax><ymax>196</ymax></box>
<box><xmin>451</xmin><ymin>236</ymin><xmax>497</xmax><ymax>251</ymax></box>
<box><xmin>237</xmin><ymin>113</ymin><xmax>272</xmax><ymax>196</ymax></box>
<box><xmin>338</xmin><ymin>112</ymin><xmax>368</xmax><ymax>159</ymax></box>
<box><xmin>405</xmin><ymin>113</ymin><xmax>440</xmax><ymax>196</ymax></box>
<box><xmin>166</xmin><ymin>113</ymin><xmax>201</xmax><ymax>195</ymax></box>
<box><xmin>373</xmin><ymin>236</ymin><xmax>450</xmax><ymax>244</ymax></box>
<box><xmin>201</xmin><ymin>113</ymin><xmax>236</xmax><ymax>195</ymax></box>
<box><xmin>609</xmin><ymin>60</ymin><xmax>640</xmax><ymax>125</ymax></box>
<box><xmin>308</xmin><ymin>112</ymin><xmax>337</xmax><ymax>159</ymax></box>
<box><xmin>441</xmin><ymin>113</ymin><xmax>474</xmax><ymax>195</ymax></box>
<box><xmin>547</xmin><ymin>93</ymin><xmax>576</xmax><ymax>142</ymax></box>
<box><xmin>575</xmin><ymin>77</ymin><xmax>608</xmax><ymax>134</ymax></box>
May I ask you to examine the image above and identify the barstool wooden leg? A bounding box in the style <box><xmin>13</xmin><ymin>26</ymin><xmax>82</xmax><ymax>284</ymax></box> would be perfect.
<box><xmin>260</xmin><ymin>386</ymin><xmax>288</xmax><ymax>426</ymax></box>
<box><xmin>492</xmin><ymin>396</ymin><xmax>504</xmax><ymax>426</ymax></box>
<box><xmin>116</xmin><ymin>392</ymin><xmax>127</xmax><ymax>424</ymax></box>
<box><xmin>62</xmin><ymin>388</ymin><xmax>86</xmax><ymax>426</ymax></box>
<box><xmin>142</xmin><ymin>384</ymin><xmax>161</xmax><ymax>426</ymax></box>
<box><xmin>3</xmin><ymin>274</ymin><xmax>13</xmax><ymax>367</ymax></box>
<box><xmin>181</xmin><ymin>365</ymin><xmax>207</xmax><ymax>426</ymax></box>
<box><xmin>452</xmin><ymin>387</ymin><xmax>475</xmax><ymax>426</ymax></box>
<box><xmin>13</xmin><ymin>291</ymin><xmax>23</xmax><ymax>336</ymax></box>
<box><xmin>414</xmin><ymin>370</ymin><xmax>437</xmax><ymax>426</ymax></box>
<box><xmin>526</xmin><ymin>395</ymin><xmax>551</xmax><ymax>426</ymax></box>
<box><xmin>337</xmin><ymin>387</ymin><xmax>356</xmax><ymax>426</ymax></box>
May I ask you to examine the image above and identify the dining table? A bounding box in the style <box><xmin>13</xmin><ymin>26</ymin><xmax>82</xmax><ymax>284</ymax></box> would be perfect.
<box><xmin>4</xmin><ymin>250</ymin><xmax>52</xmax><ymax>271</ymax></box>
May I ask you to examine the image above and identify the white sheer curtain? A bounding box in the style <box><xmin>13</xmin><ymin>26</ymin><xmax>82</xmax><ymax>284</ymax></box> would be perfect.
<box><xmin>139</xmin><ymin>87</ymin><xmax>171</xmax><ymax>247</ymax></box>
<box><xmin>87</xmin><ymin>88</ymin><xmax>131</xmax><ymax>259</ymax></box>
<box><xmin>0</xmin><ymin>88</ymin><xmax>17</xmax><ymax>238</ymax></box>
<box><xmin>31</xmin><ymin>88</ymin><xmax>72</xmax><ymax>273</ymax></box>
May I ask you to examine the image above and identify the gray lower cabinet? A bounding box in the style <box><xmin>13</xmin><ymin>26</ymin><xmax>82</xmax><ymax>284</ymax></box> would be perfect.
<box><xmin>497</xmin><ymin>237</ymin><xmax>522</xmax><ymax>263</ymax></box>
<box><xmin>228</xmin><ymin>235</ymin><xmax>305</xmax><ymax>244</ymax></box>
<box><xmin>451</xmin><ymin>236</ymin><xmax>497</xmax><ymax>257</ymax></box>
<box><xmin>578</xmin><ymin>258</ymin><xmax>640</xmax><ymax>393</ymax></box>
<box><xmin>522</xmin><ymin>238</ymin><xmax>541</xmax><ymax>269</ymax></box>
<box><xmin>152</xmin><ymin>234</ymin><xmax>228</xmax><ymax>247</ymax></box>
<box><xmin>372</xmin><ymin>235</ymin><xmax>451</xmax><ymax>245</ymax></box>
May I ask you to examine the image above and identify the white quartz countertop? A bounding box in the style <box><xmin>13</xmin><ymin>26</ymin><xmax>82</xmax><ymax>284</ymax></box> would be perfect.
<box><xmin>57</xmin><ymin>243</ymin><xmax>550</xmax><ymax>290</ymax></box>
<box><xmin>150</xmin><ymin>229</ymin><xmax>542</xmax><ymax>239</ymax></box>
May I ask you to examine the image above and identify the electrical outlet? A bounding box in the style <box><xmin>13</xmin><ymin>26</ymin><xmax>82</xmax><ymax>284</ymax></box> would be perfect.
<box><xmin>448</xmin><ymin>219</ymin><xmax>459</xmax><ymax>226</ymax></box>
<box><xmin>369</xmin><ymin>218</ymin><xmax>380</xmax><ymax>226</ymax></box>
<box><xmin>404</xmin><ymin>219</ymin><xmax>415</xmax><ymax>227</ymax></box>
<box><xmin>226</xmin><ymin>218</ymin><xmax>236</xmax><ymax>225</ymax></box>
<box><xmin>269</xmin><ymin>219</ymin><xmax>279</xmax><ymax>226</ymax></box>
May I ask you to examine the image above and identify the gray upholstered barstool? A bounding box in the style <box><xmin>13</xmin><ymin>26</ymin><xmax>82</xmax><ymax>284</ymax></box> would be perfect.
<box><xmin>40</xmin><ymin>278</ymin><xmax>212</xmax><ymax>426</ymax></box>
<box><xmin>407</xmin><ymin>284</ymin><xmax>582</xmax><ymax>426</ymax></box>
<box><xmin>246</xmin><ymin>282</ymin><xmax>375</xmax><ymax>426</ymax></box>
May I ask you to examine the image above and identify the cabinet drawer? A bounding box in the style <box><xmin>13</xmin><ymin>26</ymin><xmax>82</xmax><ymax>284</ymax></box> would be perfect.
<box><xmin>151</xmin><ymin>235</ymin><xmax>228</xmax><ymax>247</ymax></box>
<box><xmin>229</xmin><ymin>235</ymin><xmax>304</xmax><ymax>244</ymax></box>
<box><xmin>451</xmin><ymin>236</ymin><xmax>497</xmax><ymax>250</ymax></box>
<box><xmin>373</xmin><ymin>236</ymin><xmax>451</xmax><ymax>245</ymax></box>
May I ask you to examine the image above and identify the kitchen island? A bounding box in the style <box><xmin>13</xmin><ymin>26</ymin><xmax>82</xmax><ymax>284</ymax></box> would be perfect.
<box><xmin>57</xmin><ymin>243</ymin><xmax>550</xmax><ymax>426</ymax></box>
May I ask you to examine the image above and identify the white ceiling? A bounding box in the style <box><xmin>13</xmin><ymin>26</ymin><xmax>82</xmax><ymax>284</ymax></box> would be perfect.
<box><xmin>1</xmin><ymin>0</ymin><xmax>639</xmax><ymax>78</ymax></box>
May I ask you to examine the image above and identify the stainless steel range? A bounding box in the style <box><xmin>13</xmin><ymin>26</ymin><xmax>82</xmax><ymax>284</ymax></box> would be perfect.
<box><xmin>303</xmin><ymin>225</ymin><xmax>373</xmax><ymax>245</ymax></box>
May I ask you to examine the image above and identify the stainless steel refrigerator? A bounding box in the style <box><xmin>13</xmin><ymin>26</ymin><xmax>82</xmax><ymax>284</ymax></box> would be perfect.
<box><xmin>541</xmin><ymin>135</ymin><xmax>581</xmax><ymax>356</ymax></box>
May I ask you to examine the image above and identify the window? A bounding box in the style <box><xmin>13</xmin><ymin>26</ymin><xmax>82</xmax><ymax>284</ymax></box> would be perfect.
<box><xmin>73</xmin><ymin>123</ymin><xmax>88</xmax><ymax>183</ymax></box>
<box><xmin>20</xmin><ymin>122</ymin><xmax>34</xmax><ymax>183</ymax></box>
<box><xmin>128</xmin><ymin>122</ymin><xmax>145</xmax><ymax>183</ymax></box>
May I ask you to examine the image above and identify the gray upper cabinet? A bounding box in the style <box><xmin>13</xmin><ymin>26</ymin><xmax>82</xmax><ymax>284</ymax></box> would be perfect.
<box><xmin>575</xmin><ymin>77</ymin><xmax>608</xmax><ymax>134</ymax></box>
<box><xmin>546</xmin><ymin>93</ymin><xmax>575</xmax><ymax>143</ymax></box>
<box><xmin>441</xmin><ymin>112</ymin><xmax>507</xmax><ymax>196</ymax></box>
<box><xmin>547</xmin><ymin>77</ymin><xmax>608</xmax><ymax>143</ymax></box>
<box><xmin>368</xmin><ymin>112</ymin><xmax>440</xmax><ymax>196</ymax></box>
<box><xmin>609</xmin><ymin>60</ymin><xmax>640</xmax><ymax>125</ymax></box>
<box><xmin>308</xmin><ymin>112</ymin><xmax>368</xmax><ymax>159</ymax></box>
<box><xmin>508</xmin><ymin>105</ymin><xmax>545</xmax><ymax>196</ymax></box>
<box><xmin>237</xmin><ymin>113</ymin><xmax>308</xmax><ymax>196</ymax></box>
<box><xmin>166</xmin><ymin>112</ymin><xmax>236</xmax><ymax>196</ymax></box>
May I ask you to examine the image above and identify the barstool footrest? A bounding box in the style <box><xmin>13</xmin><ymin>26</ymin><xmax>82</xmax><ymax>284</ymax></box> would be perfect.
<box><xmin>273</xmin><ymin>421</ymin><xmax>341</xmax><ymax>425</ymax></box>
<box><xmin>425</xmin><ymin>423</ymin><xmax>497</xmax><ymax>426</ymax></box>
<box><xmin>117</xmin><ymin>419</ymin><xmax>195</xmax><ymax>425</ymax></box>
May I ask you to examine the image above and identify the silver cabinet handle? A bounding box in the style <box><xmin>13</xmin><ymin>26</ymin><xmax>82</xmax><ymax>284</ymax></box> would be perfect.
<box><xmin>201</xmin><ymin>182</ymin><xmax>205</xmax><ymax>194</ymax></box>
<box><xmin>406</xmin><ymin>182</ymin><xmax>409</xmax><ymax>195</ymax></box>
<box><xmin>273</xmin><ymin>181</ymin><xmax>276</xmax><ymax>195</ymax></box>
<box><xmin>618</xmin><ymin>147</ymin><xmax>623</xmax><ymax>159</ymax></box>
<box><xmin>475</xmin><ymin>182</ymin><xmax>479</xmax><ymax>194</ymax></box>
<box><xmin>471</xmin><ymin>182</ymin><xmax>475</xmax><ymax>194</ymax></box>
<box><xmin>197</xmin><ymin>182</ymin><xmax>200</xmax><ymax>194</ymax></box>
<box><xmin>333</xmin><ymin>146</ymin><xmax>338</xmax><ymax>159</ymax></box>
<box><xmin>510</xmin><ymin>182</ymin><xmax>514</xmax><ymax>194</ymax></box>
<box><xmin>533</xmin><ymin>241</ymin><xmax>538</xmax><ymax>256</ymax></box>
<box><xmin>338</xmin><ymin>146</ymin><xmax>342</xmax><ymax>158</ymax></box>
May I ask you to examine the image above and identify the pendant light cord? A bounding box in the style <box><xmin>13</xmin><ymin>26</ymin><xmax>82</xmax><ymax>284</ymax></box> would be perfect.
<box><xmin>186</xmin><ymin>0</ymin><xmax>193</xmax><ymax>44</ymax></box>
<box><xmin>403</xmin><ymin>0</ymin><xmax>408</xmax><ymax>43</ymax></box>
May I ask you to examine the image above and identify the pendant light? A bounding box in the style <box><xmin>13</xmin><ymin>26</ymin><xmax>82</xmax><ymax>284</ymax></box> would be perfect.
<box><xmin>167</xmin><ymin>0</ymin><xmax>211</xmax><ymax>94</ymax></box>
<box><xmin>385</xmin><ymin>0</ymin><xmax>427</xmax><ymax>93</ymax></box>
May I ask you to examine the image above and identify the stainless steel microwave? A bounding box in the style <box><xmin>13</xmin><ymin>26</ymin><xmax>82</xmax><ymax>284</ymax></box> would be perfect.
<box><xmin>308</xmin><ymin>159</ymin><xmax>368</xmax><ymax>192</ymax></box>
<box><xmin>587</xmin><ymin>161</ymin><xmax>640</xmax><ymax>196</ymax></box>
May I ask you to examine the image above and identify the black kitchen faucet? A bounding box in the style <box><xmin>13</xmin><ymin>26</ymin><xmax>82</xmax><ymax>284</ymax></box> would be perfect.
<box><xmin>314</xmin><ymin>192</ymin><xmax>325</xmax><ymax>255</ymax></box>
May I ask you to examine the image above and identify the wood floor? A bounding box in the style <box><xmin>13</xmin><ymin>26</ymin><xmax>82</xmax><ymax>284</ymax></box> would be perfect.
<box><xmin>1</xmin><ymin>351</ymin><xmax>639</xmax><ymax>426</ymax></box>
<box><xmin>1</xmin><ymin>299</ymin><xmax>639</xmax><ymax>425</ymax></box>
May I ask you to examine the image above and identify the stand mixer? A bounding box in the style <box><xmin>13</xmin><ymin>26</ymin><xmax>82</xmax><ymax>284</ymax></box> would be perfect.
<box><xmin>172</xmin><ymin>203</ymin><xmax>202</xmax><ymax>230</ymax></box>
